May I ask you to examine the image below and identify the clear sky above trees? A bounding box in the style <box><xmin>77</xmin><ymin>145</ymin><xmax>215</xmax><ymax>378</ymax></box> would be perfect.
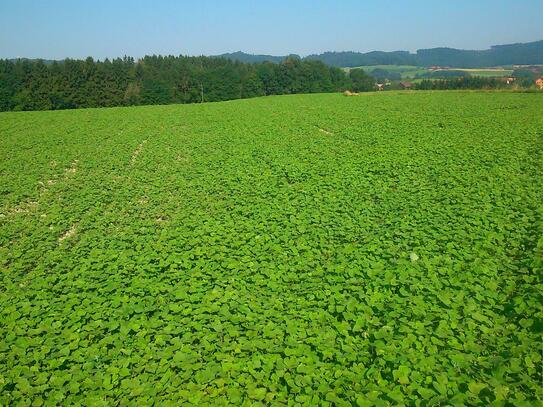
<box><xmin>0</xmin><ymin>0</ymin><xmax>542</xmax><ymax>60</ymax></box>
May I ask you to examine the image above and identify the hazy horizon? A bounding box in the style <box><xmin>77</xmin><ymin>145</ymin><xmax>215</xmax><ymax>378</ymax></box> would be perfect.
<box><xmin>1</xmin><ymin>0</ymin><xmax>542</xmax><ymax>60</ymax></box>
<box><xmin>6</xmin><ymin>39</ymin><xmax>543</xmax><ymax>62</ymax></box>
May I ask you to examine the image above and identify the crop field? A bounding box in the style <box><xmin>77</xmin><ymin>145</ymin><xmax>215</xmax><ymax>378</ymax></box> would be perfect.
<box><xmin>345</xmin><ymin>66</ymin><xmax>514</xmax><ymax>79</ymax></box>
<box><xmin>434</xmin><ymin>68</ymin><xmax>514</xmax><ymax>78</ymax></box>
<box><xmin>344</xmin><ymin>65</ymin><xmax>428</xmax><ymax>79</ymax></box>
<box><xmin>1</xmin><ymin>92</ymin><xmax>542</xmax><ymax>405</ymax></box>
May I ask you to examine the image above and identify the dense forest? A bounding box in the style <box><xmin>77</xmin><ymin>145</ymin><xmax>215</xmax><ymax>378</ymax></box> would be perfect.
<box><xmin>416</xmin><ymin>77</ymin><xmax>511</xmax><ymax>90</ymax></box>
<box><xmin>0</xmin><ymin>56</ymin><xmax>373</xmax><ymax>111</ymax></box>
<box><xmin>222</xmin><ymin>40</ymin><xmax>543</xmax><ymax>68</ymax></box>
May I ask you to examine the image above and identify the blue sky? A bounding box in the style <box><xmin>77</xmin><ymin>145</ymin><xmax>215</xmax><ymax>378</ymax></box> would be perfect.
<box><xmin>0</xmin><ymin>0</ymin><xmax>541</xmax><ymax>59</ymax></box>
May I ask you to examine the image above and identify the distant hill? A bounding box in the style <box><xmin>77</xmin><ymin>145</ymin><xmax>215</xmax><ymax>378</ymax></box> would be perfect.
<box><xmin>221</xmin><ymin>40</ymin><xmax>543</xmax><ymax>68</ymax></box>
<box><xmin>304</xmin><ymin>51</ymin><xmax>417</xmax><ymax>67</ymax></box>
<box><xmin>8</xmin><ymin>58</ymin><xmax>57</xmax><ymax>65</ymax></box>
<box><xmin>217</xmin><ymin>51</ymin><xmax>294</xmax><ymax>64</ymax></box>
<box><xmin>7</xmin><ymin>40</ymin><xmax>543</xmax><ymax>68</ymax></box>
<box><xmin>415</xmin><ymin>41</ymin><xmax>543</xmax><ymax>68</ymax></box>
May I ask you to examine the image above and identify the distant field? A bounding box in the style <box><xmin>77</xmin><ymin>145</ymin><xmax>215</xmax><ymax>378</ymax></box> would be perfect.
<box><xmin>346</xmin><ymin>65</ymin><xmax>514</xmax><ymax>79</ymax></box>
<box><xmin>344</xmin><ymin>65</ymin><xmax>427</xmax><ymax>78</ymax></box>
<box><xmin>434</xmin><ymin>68</ymin><xmax>514</xmax><ymax>78</ymax></box>
<box><xmin>1</xmin><ymin>92</ymin><xmax>542</xmax><ymax>405</ymax></box>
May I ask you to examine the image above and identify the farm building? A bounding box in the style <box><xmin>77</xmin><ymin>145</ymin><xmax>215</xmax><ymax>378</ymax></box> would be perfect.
<box><xmin>495</xmin><ymin>77</ymin><xmax>516</xmax><ymax>85</ymax></box>
<box><xmin>400</xmin><ymin>82</ymin><xmax>414</xmax><ymax>89</ymax></box>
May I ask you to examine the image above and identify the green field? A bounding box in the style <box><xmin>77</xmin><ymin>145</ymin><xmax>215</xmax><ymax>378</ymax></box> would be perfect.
<box><xmin>346</xmin><ymin>65</ymin><xmax>514</xmax><ymax>79</ymax></box>
<box><xmin>437</xmin><ymin>68</ymin><xmax>514</xmax><ymax>78</ymax></box>
<box><xmin>1</xmin><ymin>92</ymin><xmax>542</xmax><ymax>405</ymax></box>
<box><xmin>344</xmin><ymin>65</ymin><xmax>427</xmax><ymax>78</ymax></box>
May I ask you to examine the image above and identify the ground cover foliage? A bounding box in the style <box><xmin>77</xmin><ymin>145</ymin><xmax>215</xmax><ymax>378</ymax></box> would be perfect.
<box><xmin>0</xmin><ymin>91</ymin><xmax>542</xmax><ymax>405</ymax></box>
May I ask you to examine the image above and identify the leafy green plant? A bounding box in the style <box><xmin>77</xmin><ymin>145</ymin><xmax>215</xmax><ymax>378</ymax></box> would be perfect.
<box><xmin>0</xmin><ymin>91</ymin><xmax>542</xmax><ymax>405</ymax></box>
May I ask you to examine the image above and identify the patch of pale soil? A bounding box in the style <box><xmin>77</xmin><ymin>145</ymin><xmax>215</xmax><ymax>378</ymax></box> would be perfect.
<box><xmin>4</xmin><ymin>159</ymin><xmax>80</xmax><ymax>219</ymax></box>
<box><xmin>65</xmin><ymin>159</ymin><xmax>79</xmax><ymax>175</ymax></box>
<box><xmin>176</xmin><ymin>154</ymin><xmax>190</xmax><ymax>163</ymax></box>
<box><xmin>1</xmin><ymin>201</ymin><xmax>38</xmax><ymax>217</ymax></box>
<box><xmin>131</xmin><ymin>140</ymin><xmax>148</xmax><ymax>165</ymax></box>
<box><xmin>318</xmin><ymin>128</ymin><xmax>334</xmax><ymax>136</ymax></box>
<box><xmin>59</xmin><ymin>224</ymin><xmax>77</xmax><ymax>243</ymax></box>
<box><xmin>37</xmin><ymin>179</ymin><xmax>56</xmax><ymax>187</ymax></box>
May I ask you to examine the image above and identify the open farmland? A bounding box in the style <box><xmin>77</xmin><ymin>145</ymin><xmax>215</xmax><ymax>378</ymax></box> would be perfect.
<box><xmin>440</xmin><ymin>68</ymin><xmax>514</xmax><ymax>78</ymax></box>
<box><xmin>344</xmin><ymin>65</ymin><xmax>514</xmax><ymax>80</ymax></box>
<box><xmin>343</xmin><ymin>65</ymin><xmax>428</xmax><ymax>79</ymax></box>
<box><xmin>0</xmin><ymin>92</ymin><xmax>542</xmax><ymax>405</ymax></box>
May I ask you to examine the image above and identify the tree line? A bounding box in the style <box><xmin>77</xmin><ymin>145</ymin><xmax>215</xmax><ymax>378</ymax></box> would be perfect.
<box><xmin>416</xmin><ymin>77</ymin><xmax>517</xmax><ymax>90</ymax></box>
<box><xmin>302</xmin><ymin>40</ymin><xmax>543</xmax><ymax>68</ymax></box>
<box><xmin>1</xmin><ymin>54</ymin><xmax>538</xmax><ymax>112</ymax></box>
<box><xmin>0</xmin><ymin>56</ymin><xmax>377</xmax><ymax>112</ymax></box>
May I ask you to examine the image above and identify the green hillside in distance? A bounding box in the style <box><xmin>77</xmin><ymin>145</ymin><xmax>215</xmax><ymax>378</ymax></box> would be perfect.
<box><xmin>9</xmin><ymin>40</ymin><xmax>543</xmax><ymax>69</ymax></box>
<box><xmin>216</xmin><ymin>51</ymin><xmax>297</xmax><ymax>63</ymax></box>
<box><xmin>1</xmin><ymin>92</ymin><xmax>542</xmax><ymax>405</ymax></box>
<box><xmin>220</xmin><ymin>39</ymin><xmax>543</xmax><ymax>67</ymax></box>
<box><xmin>344</xmin><ymin>65</ymin><xmax>515</xmax><ymax>81</ymax></box>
